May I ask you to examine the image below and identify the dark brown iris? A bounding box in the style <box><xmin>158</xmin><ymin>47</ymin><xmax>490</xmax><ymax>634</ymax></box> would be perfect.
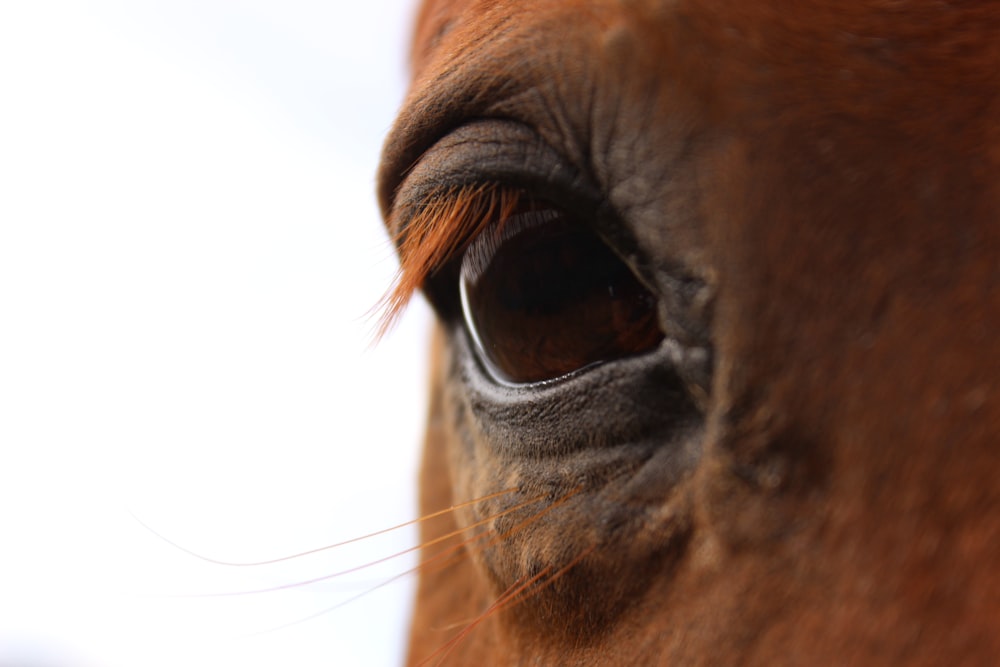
<box><xmin>459</xmin><ymin>208</ymin><xmax>664</xmax><ymax>384</ymax></box>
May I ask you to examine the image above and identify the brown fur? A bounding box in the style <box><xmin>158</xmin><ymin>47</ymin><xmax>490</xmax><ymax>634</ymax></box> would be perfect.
<box><xmin>377</xmin><ymin>1</ymin><xmax>1000</xmax><ymax>664</ymax></box>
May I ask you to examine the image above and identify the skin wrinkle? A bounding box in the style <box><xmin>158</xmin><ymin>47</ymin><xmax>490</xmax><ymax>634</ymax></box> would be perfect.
<box><xmin>378</xmin><ymin>0</ymin><xmax>1000</xmax><ymax>664</ymax></box>
<box><xmin>393</xmin><ymin>122</ymin><xmax>596</xmax><ymax>218</ymax></box>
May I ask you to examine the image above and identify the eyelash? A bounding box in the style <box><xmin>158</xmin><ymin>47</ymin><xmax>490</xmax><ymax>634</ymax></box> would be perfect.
<box><xmin>375</xmin><ymin>183</ymin><xmax>520</xmax><ymax>340</ymax></box>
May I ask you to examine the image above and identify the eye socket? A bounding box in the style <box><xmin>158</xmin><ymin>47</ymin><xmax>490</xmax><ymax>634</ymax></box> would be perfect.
<box><xmin>459</xmin><ymin>205</ymin><xmax>665</xmax><ymax>384</ymax></box>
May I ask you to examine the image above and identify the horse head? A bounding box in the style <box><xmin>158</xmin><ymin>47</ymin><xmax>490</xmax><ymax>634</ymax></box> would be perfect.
<box><xmin>377</xmin><ymin>1</ymin><xmax>1000</xmax><ymax>663</ymax></box>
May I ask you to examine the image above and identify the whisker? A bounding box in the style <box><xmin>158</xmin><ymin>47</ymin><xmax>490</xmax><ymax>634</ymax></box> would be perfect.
<box><xmin>410</xmin><ymin>486</ymin><xmax>583</xmax><ymax>594</ymax></box>
<box><xmin>249</xmin><ymin>525</ymin><xmax>497</xmax><ymax>636</ymax></box>
<box><xmin>412</xmin><ymin>486</ymin><xmax>589</xmax><ymax>666</ymax></box>
<box><xmin>241</xmin><ymin>493</ymin><xmax>551</xmax><ymax>634</ymax></box>
<box><xmin>500</xmin><ymin>543</ymin><xmax>597</xmax><ymax>610</ymax></box>
<box><xmin>421</xmin><ymin>489</ymin><xmax>584</xmax><ymax>632</ymax></box>
<box><xmin>428</xmin><ymin>569</ymin><xmax>543</xmax><ymax>634</ymax></box>
<box><xmin>163</xmin><ymin>493</ymin><xmax>547</xmax><ymax>598</ymax></box>
<box><xmin>420</xmin><ymin>571</ymin><xmax>543</xmax><ymax>664</ymax></box>
<box><xmin>250</xmin><ymin>564</ymin><xmax>424</xmax><ymax>636</ymax></box>
<box><xmin>126</xmin><ymin>487</ymin><xmax>518</xmax><ymax>567</ymax></box>
<box><xmin>459</xmin><ymin>485</ymin><xmax>583</xmax><ymax>564</ymax></box>
<box><xmin>421</xmin><ymin>544</ymin><xmax>597</xmax><ymax>667</ymax></box>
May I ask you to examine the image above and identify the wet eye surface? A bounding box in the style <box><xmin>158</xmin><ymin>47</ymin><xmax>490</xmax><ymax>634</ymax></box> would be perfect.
<box><xmin>459</xmin><ymin>206</ymin><xmax>665</xmax><ymax>384</ymax></box>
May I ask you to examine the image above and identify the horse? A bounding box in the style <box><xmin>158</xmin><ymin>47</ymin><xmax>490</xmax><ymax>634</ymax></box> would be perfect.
<box><xmin>376</xmin><ymin>1</ymin><xmax>1000</xmax><ymax>664</ymax></box>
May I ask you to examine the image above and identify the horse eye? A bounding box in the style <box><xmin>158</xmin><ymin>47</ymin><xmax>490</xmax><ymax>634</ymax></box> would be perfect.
<box><xmin>459</xmin><ymin>207</ymin><xmax>665</xmax><ymax>384</ymax></box>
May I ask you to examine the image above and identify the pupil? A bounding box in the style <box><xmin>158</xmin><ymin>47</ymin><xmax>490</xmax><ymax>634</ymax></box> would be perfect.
<box><xmin>459</xmin><ymin>209</ymin><xmax>664</xmax><ymax>384</ymax></box>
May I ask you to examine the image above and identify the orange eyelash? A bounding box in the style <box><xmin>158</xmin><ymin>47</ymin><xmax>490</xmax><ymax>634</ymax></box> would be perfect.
<box><xmin>373</xmin><ymin>183</ymin><xmax>521</xmax><ymax>341</ymax></box>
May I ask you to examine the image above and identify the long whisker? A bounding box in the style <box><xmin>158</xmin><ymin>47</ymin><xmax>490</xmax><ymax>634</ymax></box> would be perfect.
<box><xmin>126</xmin><ymin>487</ymin><xmax>518</xmax><ymax>567</ymax></box>
<box><xmin>422</xmin><ymin>488</ymin><xmax>584</xmax><ymax>635</ymax></box>
<box><xmin>458</xmin><ymin>485</ymin><xmax>583</xmax><ymax>565</ymax></box>
<box><xmin>420</xmin><ymin>571</ymin><xmax>543</xmax><ymax>661</ymax></box>
<box><xmin>412</xmin><ymin>485</ymin><xmax>583</xmax><ymax>600</ymax></box>
<box><xmin>429</xmin><ymin>568</ymin><xmax>545</xmax><ymax>639</ymax></box>
<box><xmin>497</xmin><ymin>543</ymin><xmax>597</xmax><ymax>611</ymax></box>
<box><xmin>245</xmin><ymin>493</ymin><xmax>552</xmax><ymax>634</ymax></box>
<box><xmin>170</xmin><ymin>493</ymin><xmax>547</xmax><ymax>598</ymax></box>
<box><xmin>251</xmin><ymin>524</ymin><xmax>500</xmax><ymax>636</ymax></box>
<box><xmin>421</xmin><ymin>544</ymin><xmax>597</xmax><ymax>667</ymax></box>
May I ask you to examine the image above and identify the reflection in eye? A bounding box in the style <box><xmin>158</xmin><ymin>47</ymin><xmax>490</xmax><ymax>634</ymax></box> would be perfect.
<box><xmin>459</xmin><ymin>206</ymin><xmax>665</xmax><ymax>384</ymax></box>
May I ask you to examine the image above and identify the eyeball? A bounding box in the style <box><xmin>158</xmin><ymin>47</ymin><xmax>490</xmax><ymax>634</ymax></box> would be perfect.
<box><xmin>459</xmin><ymin>207</ymin><xmax>664</xmax><ymax>384</ymax></box>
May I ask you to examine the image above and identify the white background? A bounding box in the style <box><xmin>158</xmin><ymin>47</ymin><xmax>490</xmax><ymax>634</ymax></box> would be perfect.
<box><xmin>0</xmin><ymin>1</ymin><xmax>430</xmax><ymax>665</ymax></box>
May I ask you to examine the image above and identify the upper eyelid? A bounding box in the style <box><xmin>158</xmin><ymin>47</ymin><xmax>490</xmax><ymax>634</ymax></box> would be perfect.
<box><xmin>380</xmin><ymin>121</ymin><xmax>551</xmax><ymax>219</ymax></box>
<box><xmin>383</xmin><ymin>120</ymin><xmax>594</xmax><ymax>232</ymax></box>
